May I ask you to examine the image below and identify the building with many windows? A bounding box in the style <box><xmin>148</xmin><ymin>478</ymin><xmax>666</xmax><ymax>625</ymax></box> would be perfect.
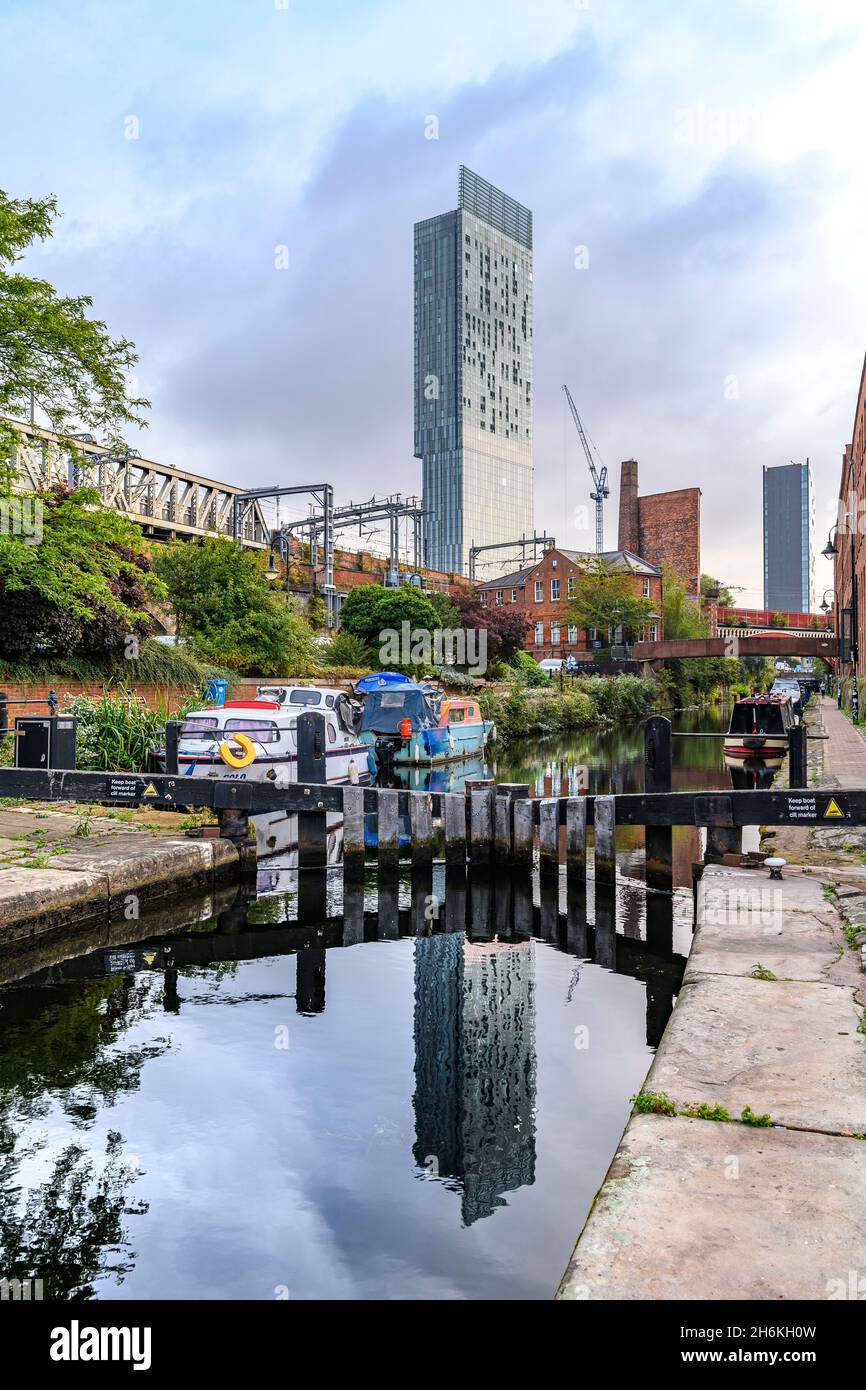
<box><xmin>763</xmin><ymin>461</ymin><xmax>815</xmax><ymax>613</ymax></box>
<box><xmin>477</xmin><ymin>546</ymin><xmax>663</xmax><ymax>660</ymax></box>
<box><xmin>414</xmin><ymin>166</ymin><xmax>534</xmax><ymax>577</ymax></box>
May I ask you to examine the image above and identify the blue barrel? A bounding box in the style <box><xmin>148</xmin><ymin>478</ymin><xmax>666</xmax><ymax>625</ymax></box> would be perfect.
<box><xmin>204</xmin><ymin>678</ymin><xmax>227</xmax><ymax>706</ymax></box>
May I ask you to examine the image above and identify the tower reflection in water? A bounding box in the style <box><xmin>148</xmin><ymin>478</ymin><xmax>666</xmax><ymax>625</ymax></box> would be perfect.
<box><xmin>412</xmin><ymin>931</ymin><xmax>537</xmax><ymax>1226</ymax></box>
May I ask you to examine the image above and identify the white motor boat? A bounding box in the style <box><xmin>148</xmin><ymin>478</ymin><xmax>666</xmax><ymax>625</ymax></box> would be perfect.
<box><xmin>176</xmin><ymin>689</ymin><xmax>371</xmax><ymax>859</ymax></box>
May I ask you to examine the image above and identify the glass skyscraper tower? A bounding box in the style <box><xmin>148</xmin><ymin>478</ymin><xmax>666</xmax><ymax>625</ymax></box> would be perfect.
<box><xmin>762</xmin><ymin>461</ymin><xmax>815</xmax><ymax>612</ymax></box>
<box><xmin>414</xmin><ymin>167</ymin><xmax>534</xmax><ymax>576</ymax></box>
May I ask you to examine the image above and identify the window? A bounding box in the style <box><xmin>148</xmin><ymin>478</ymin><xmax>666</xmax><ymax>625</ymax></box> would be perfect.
<box><xmin>289</xmin><ymin>690</ymin><xmax>322</xmax><ymax>705</ymax></box>
<box><xmin>327</xmin><ymin>723</ymin><xmax>336</xmax><ymax>743</ymax></box>
<box><xmin>642</xmin><ymin>578</ymin><xmax>651</xmax><ymax>598</ymax></box>
<box><xmin>551</xmin><ymin>578</ymin><xmax>560</xmax><ymax>601</ymax></box>
<box><xmin>225</xmin><ymin>719</ymin><xmax>279</xmax><ymax>745</ymax></box>
<box><xmin>649</xmin><ymin>623</ymin><xmax>658</xmax><ymax>642</ymax></box>
<box><xmin>480</xmin><ymin>591</ymin><xmax>488</xmax><ymax>606</ymax></box>
<box><xmin>551</xmin><ymin>622</ymin><xmax>560</xmax><ymax>645</ymax></box>
<box><xmin>534</xmin><ymin>622</ymin><xmax>544</xmax><ymax>645</ymax></box>
<box><xmin>567</xmin><ymin>577</ymin><xmax>577</xmax><ymax>598</ymax></box>
<box><xmin>448</xmin><ymin>707</ymin><xmax>466</xmax><ymax>723</ymax></box>
<box><xmin>567</xmin><ymin>625</ymin><xmax>577</xmax><ymax>643</ymax></box>
<box><xmin>534</xmin><ymin>581</ymin><xmax>543</xmax><ymax>602</ymax></box>
<box><xmin>495</xmin><ymin>590</ymin><xmax>503</xmax><ymax>606</ymax></box>
<box><xmin>510</xmin><ymin>589</ymin><xmax>517</xmax><ymax>602</ymax></box>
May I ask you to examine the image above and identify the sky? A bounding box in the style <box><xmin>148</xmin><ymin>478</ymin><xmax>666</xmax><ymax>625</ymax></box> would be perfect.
<box><xmin>3</xmin><ymin>0</ymin><xmax>866</xmax><ymax>603</ymax></box>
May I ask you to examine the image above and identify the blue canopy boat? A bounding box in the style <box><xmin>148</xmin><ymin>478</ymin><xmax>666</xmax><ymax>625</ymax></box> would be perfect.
<box><xmin>356</xmin><ymin>675</ymin><xmax>494</xmax><ymax>770</ymax></box>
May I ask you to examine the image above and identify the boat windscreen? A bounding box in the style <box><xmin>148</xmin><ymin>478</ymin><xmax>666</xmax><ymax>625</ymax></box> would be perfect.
<box><xmin>359</xmin><ymin>688</ymin><xmax>435</xmax><ymax>734</ymax></box>
<box><xmin>730</xmin><ymin>704</ymin><xmax>786</xmax><ymax>735</ymax></box>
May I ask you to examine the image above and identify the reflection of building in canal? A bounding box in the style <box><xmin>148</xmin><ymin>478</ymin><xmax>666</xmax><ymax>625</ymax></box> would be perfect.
<box><xmin>412</xmin><ymin>933</ymin><xmax>537</xmax><ymax>1226</ymax></box>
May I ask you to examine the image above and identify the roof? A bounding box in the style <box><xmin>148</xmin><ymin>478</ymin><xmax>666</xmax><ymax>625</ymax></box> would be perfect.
<box><xmin>476</xmin><ymin>564</ymin><xmax>537</xmax><ymax>590</ymax></box>
<box><xmin>558</xmin><ymin>549</ymin><xmax>662</xmax><ymax>576</ymax></box>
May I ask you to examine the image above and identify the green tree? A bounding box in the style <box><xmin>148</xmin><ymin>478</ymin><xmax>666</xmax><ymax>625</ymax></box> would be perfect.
<box><xmin>700</xmin><ymin>574</ymin><xmax>733</xmax><ymax>606</ymax></box>
<box><xmin>0</xmin><ymin>482</ymin><xmax>163</xmax><ymax>662</ymax></box>
<box><xmin>566</xmin><ymin>557</ymin><xmax>655</xmax><ymax>640</ymax></box>
<box><xmin>0</xmin><ymin>189</ymin><xmax>147</xmax><ymax>461</ymax></box>
<box><xmin>153</xmin><ymin>537</ymin><xmax>314</xmax><ymax>676</ymax></box>
<box><xmin>771</xmin><ymin>611</ymin><xmax>789</xmax><ymax>628</ymax></box>
<box><xmin>662</xmin><ymin>567</ymin><xmax>710</xmax><ymax>639</ymax></box>
<box><xmin>339</xmin><ymin>583</ymin><xmax>442</xmax><ymax>655</ymax></box>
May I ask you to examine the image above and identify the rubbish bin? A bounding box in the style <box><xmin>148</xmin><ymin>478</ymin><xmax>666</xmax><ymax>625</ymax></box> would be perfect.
<box><xmin>204</xmin><ymin>678</ymin><xmax>227</xmax><ymax>706</ymax></box>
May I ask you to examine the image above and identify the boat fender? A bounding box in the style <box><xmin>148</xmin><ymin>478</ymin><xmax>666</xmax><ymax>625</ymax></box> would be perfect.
<box><xmin>219</xmin><ymin>733</ymin><xmax>256</xmax><ymax>769</ymax></box>
<box><xmin>348</xmin><ymin>761</ymin><xmax>359</xmax><ymax>784</ymax></box>
<box><xmin>400</xmin><ymin>717</ymin><xmax>412</xmax><ymax>741</ymax></box>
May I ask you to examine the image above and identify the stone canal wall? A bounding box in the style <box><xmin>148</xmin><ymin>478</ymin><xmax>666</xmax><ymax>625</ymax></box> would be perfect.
<box><xmin>557</xmin><ymin>862</ymin><xmax>866</xmax><ymax>1300</ymax></box>
<box><xmin>0</xmin><ymin>810</ymin><xmax>249</xmax><ymax>943</ymax></box>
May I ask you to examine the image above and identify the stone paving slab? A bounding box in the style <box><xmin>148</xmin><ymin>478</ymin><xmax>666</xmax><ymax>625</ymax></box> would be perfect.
<box><xmin>647</xmin><ymin>972</ymin><xmax>866</xmax><ymax>1134</ymax></box>
<box><xmin>696</xmin><ymin>867</ymin><xmax>840</xmax><ymax>982</ymax></box>
<box><xmin>557</xmin><ymin>1114</ymin><xmax>866</xmax><ymax>1301</ymax></box>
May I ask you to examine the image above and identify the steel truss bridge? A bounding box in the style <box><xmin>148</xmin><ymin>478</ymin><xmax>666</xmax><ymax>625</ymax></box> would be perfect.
<box><xmin>9</xmin><ymin>421</ymin><xmax>269</xmax><ymax>548</ymax></box>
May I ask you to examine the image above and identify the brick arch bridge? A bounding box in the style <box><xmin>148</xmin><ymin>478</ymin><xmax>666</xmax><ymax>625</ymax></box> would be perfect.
<box><xmin>632</xmin><ymin>633</ymin><xmax>837</xmax><ymax>666</ymax></box>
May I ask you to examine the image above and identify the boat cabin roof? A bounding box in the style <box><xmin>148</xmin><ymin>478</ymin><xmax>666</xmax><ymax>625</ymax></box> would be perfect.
<box><xmin>438</xmin><ymin>698</ymin><xmax>483</xmax><ymax>725</ymax></box>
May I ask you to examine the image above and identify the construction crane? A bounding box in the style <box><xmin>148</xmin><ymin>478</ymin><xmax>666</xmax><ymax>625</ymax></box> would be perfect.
<box><xmin>562</xmin><ymin>384</ymin><xmax>609</xmax><ymax>554</ymax></box>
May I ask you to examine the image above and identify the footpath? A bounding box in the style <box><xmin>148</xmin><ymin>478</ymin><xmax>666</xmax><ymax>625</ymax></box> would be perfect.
<box><xmin>558</xmin><ymin>696</ymin><xmax>866</xmax><ymax>1300</ymax></box>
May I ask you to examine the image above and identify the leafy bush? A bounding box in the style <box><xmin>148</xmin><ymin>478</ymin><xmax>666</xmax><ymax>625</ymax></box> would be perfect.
<box><xmin>153</xmin><ymin>537</ymin><xmax>314</xmax><ymax>676</ymax></box>
<box><xmin>509</xmin><ymin>650</ymin><xmax>550</xmax><ymax>687</ymax></box>
<box><xmin>65</xmin><ymin>688</ymin><xmax>197</xmax><ymax>772</ymax></box>
<box><xmin>319</xmin><ymin>631</ymin><xmax>375</xmax><ymax>669</ymax></box>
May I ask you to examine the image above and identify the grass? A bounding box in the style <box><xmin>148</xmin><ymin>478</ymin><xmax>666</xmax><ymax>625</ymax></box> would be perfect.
<box><xmin>740</xmin><ymin>1104</ymin><xmax>774</xmax><ymax>1127</ymax></box>
<box><xmin>680</xmin><ymin>1102</ymin><xmax>731</xmax><ymax>1122</ymax></box>
<box><xmin>631</xmin><ymin>1090</ymin><xmax>677</xmax><ymax>1116</ymax></box>
<box><xmin>633</xmin><ymin>1091</ymin><xmax>775</xmax><ymax>1127</ymax></box>
<box><xmin>822</xmin><ymin>882</ymin><xmax>837</xmax><ymax>901</ymax></box>
<box><xmin>750</xmin><ymin>963</ymin><xmax>777</xmax><ymax>981</ymax></box>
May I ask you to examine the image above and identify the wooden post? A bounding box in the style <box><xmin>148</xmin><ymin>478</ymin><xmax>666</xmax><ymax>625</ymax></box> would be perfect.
<box><xmin>788</xmin><ymin>723</ymin><xmax>807</xmax><ymax>789</ymax></box>
<box><xmin>594</xmin><ymin>794</ymin><xmax>616</xmax><ymax>888</ymax></box>
<box><xmin>512</xmin><ymin>797</ymin><xmax>534</xmax><ymax>868</ymax></box>
<box><xmin>297</xmin><ymin>710</ymin><xmax>327</xmax><ymax>868</ymax></box>
<box><xmin>164</xmin><ymin>720</ymin><xmax>179</xmax><ymax>776</ymax></box>
<box><xmin>468</xmin><ymin>787</ymin><xmax>494</xmax><ymax>865</ymax></box>
<box><xmin>644</xmin><ymin>715</ymin><xmax>673</xmax><ymax>891</ymax></box>
<box><xmin>566</xmin><ymin>796</ymin><xmax>587</xmax><ymax>943</ymax></box>
<box><xmin>444</xmin><ymin>792</ymin><xmax>467</xmax><ymax>866</ymax></box>
<box><xmin>342</xmin><ymin>785</ymin><xmax>366</xmax><ymax>882</ymax></box>
<box><xmin>409</xmin><ymin>791</ymin><xmax>433</xmax><ymax>873</ymax></box>
<box><xmin>538</xmin><ymin>798</ymin><xmax>559</xmax><ymax>877</ymax></box>
<box><xmin>341</xmin><ymin>877</ymin><xmax>365</xmax><ymax>945</ymax></box>
<box><xmin>566</xmin><ymin>797</ymin><xmax>587</xmax><ymax>883</ymax></box>
<box><xmin>494</xmin><ymin>784</ymin><xmax>529</xmax><ymax>864</ymax></box>
<box><xmin>377</xmin><ymin>788</ymin><xmax>400</xmax><ymax>876</ymax></box>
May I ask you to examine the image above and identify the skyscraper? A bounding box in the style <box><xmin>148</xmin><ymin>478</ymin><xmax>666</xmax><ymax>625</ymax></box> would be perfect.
<box><xmin>414</xmin><ymin>167</ymin><xmax>534</xmax><ymax>576</ymax></box>
<box><xmin>762</xmin><ymin>461</ymin><xmax>815</xmax><ymax>612</ymax></box>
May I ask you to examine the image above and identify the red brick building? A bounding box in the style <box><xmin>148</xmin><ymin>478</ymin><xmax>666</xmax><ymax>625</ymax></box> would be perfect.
<box><xmin>477</xmin><ymin>547</ymin><xmax>663</xmax><ymax>660</ymax></box>
<box><xmin>833</xmin><ymin>350</ymin><xmax>866</xmax><ymax>679</ymax></box>
<box><xmin>617</xmin><ymin>459</ymin><xmax>701</xmax><ymax>600</ymax></box>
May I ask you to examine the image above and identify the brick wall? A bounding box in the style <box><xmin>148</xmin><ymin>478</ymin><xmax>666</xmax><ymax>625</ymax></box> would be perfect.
<box><xmin>637</xmin><ymin>488</ymin><xmax>701</xmax><ymax>598</ymax></box>
<box><xmin>616</xmin><ymin>461</ymin><xmax>701</xmax><ymax>599</ymax></box>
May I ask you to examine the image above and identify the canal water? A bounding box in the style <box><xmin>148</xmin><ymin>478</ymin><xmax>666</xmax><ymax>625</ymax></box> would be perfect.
<box><xmin>0</xmin><ymin>706</ymin><xmax>772</xmax><ymax>1301</ymax></box>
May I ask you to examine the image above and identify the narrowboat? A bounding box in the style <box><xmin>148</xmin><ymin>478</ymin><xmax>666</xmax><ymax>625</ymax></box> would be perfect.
<box><xmin>172</xmin><ymin>690</ymin><xmax>370</xmax><ymax>857</ymax></box>
<box><xmin>722</xmin><ymin>694</ymin><xmax>796</xmax><ymax>761</ymax></box>
<box><xmin>356</xmin><ymin>677</ymin><xmax>495</xmax><ymax>769</ymax></box>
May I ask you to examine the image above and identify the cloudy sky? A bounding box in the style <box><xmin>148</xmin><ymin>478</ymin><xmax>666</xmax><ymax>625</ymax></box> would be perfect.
<box><xmin>3</xmin><ymin>0</ymin><xmax>865</xmax><ymax>602</ymax></box>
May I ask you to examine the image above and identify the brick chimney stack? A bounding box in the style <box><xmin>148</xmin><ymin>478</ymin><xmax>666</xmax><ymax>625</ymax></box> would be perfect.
<box><xmin>618</xmin><ymin>459</ymin><xmax>639</xmax><ymax>554</ymax></box>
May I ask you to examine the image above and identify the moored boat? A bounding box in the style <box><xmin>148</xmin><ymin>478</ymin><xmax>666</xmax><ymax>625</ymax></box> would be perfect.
<box><xmin>172</xmin><ymin>690</ymin><xmax>371</xmax><ymax>857</ymax></box>
<box><xmin>356</xmin><ymin>676</ymin><xmax>494</xmax><ymax>769</ymax></box>
<box><xmin>723</xmin><ymin>694</ymin><xmax>796</xmax><ymax>761</ymax></box>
